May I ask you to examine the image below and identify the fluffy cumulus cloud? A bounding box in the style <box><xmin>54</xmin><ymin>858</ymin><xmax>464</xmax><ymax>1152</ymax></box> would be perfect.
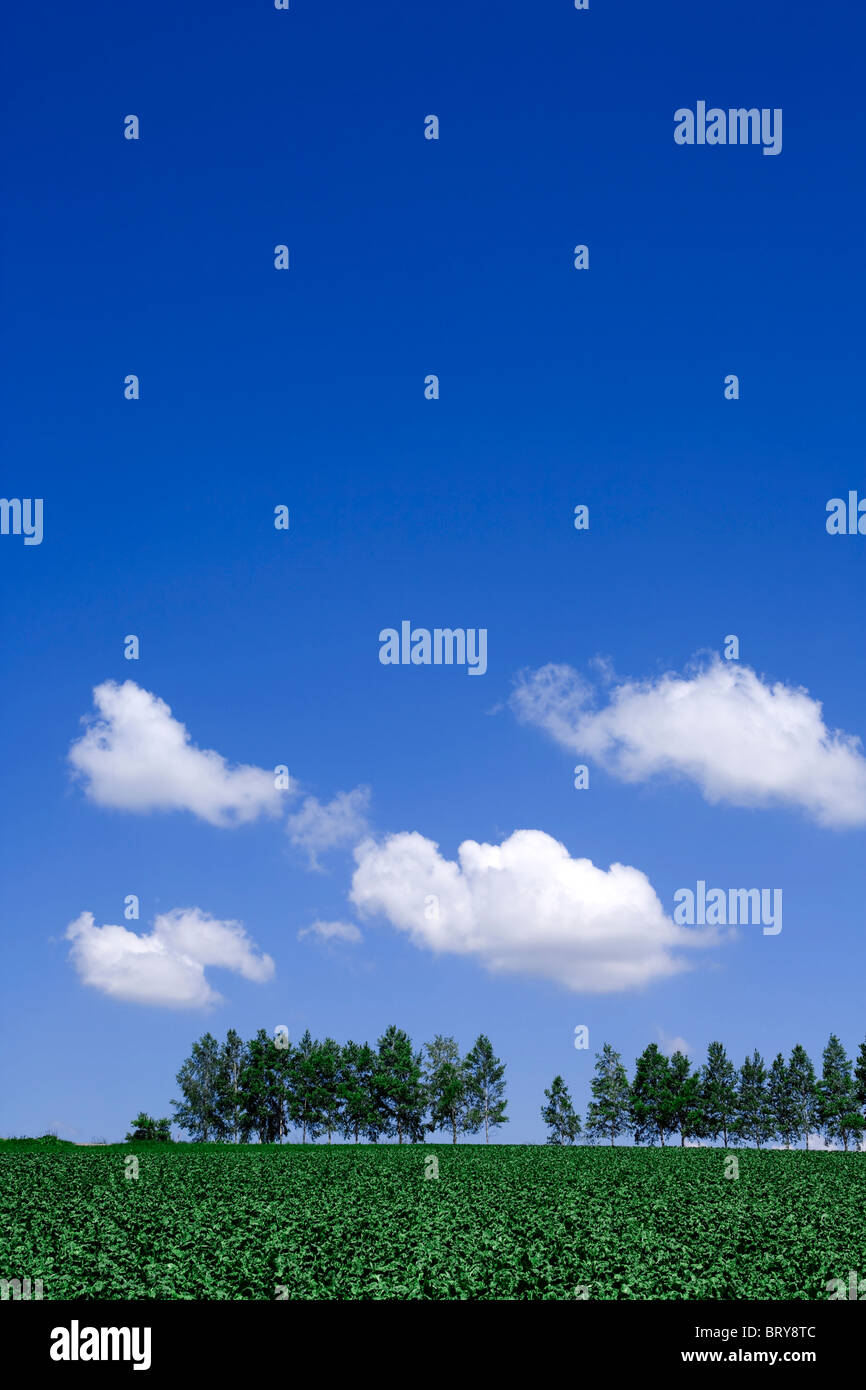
<box><xmin>69</xmin><ymin>681</ymin><xmax>289</xmax><ymax>826</ymax></box>
<box><xmin>350</xmin><ymin>828</ymin><xmax>715</xmax><ymax>993</ymax></box>
<box><xmin>298</xmin><ymin>919</ymin><xmax>363</xmax><ymax>945</ymax></box>
<box><xmin>511</xmin><ymin>658</ymin><xmax>866</xmax><ymax>828</ymax></box>
<box><xmin>287</xmin><ymin>786</ymin><xmax>371</xmax><ymax>868</ymax></box>
<box><xmin>65</xmin><ymin>908</ymin><xmax>274</xmax><ymax>1008</ymax></box>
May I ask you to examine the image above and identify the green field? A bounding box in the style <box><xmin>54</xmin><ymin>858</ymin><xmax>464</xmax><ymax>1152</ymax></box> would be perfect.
<box><xmin>1</xmin><ymin>1142</ymin><xmax>864</xmax><ymax>1300</ymax></box>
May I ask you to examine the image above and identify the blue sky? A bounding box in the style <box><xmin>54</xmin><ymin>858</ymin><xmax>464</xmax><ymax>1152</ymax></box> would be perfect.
<box><xmin>2</xmin><ymin>0</ymin><xmax>865</xmax><ymax>1143</ymax></box>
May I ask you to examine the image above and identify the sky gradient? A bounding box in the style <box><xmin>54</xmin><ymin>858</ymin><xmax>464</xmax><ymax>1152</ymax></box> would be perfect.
<box><xmin>2</xmin><ymin>0</ymin><xmax>865</xmax><ymax>1143</ymax></box>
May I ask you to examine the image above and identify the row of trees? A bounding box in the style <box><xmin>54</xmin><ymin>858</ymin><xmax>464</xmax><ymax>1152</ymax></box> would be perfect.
<box><xmin>170</xmin><ymin>1027</ymin><xmax>508</xmax><ymax>1144</ymax></box>
<box><xmin>542</xmin><ymin>1035</ymin><xmax>866</xmax><ymax>1150</ymax></box>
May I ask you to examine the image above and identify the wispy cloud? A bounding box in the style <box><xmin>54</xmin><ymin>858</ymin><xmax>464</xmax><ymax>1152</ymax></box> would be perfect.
<box><xmin>512</xmin><ymin>657</ymin><xmax>866</xmax><ymax>827</ymax></box>
<box><xmin>287</xmin><ymin>786</ymin><xmax>371</xmax><ymax>869</ymax></box>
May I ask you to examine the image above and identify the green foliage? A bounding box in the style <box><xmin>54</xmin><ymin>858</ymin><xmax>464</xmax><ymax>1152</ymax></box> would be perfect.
<box><xmin>423</xmin><ymin>1035</ymin><xmax>469</xmax><ymax>1144</ymax></box>
<box><xmin>855</xmin><ymin>1039</ymin><xmax>866</xmax><ymax>1112</ymax></box>
<box><xmin>124</xmin><ymin>1113</ymin><xmax>172</xmax><ymax>1142</ymax></box>
<box><xmin>338</xmin><ymin>1041</ymin><xmax>380</xmax><ymax>1143</ymax></box>
<box><xmin>585</xmin><ymin>1043</ymin><xmax>631</xmax><ymax>1146</ymax></box>
<box><xmin>701</xmin><ymin>1042</ymin><xmax>738</xmax><ymax>1147</ymax></box>
<box><xmin>734</xmin><ymin>1050</ymin><xmax>773</xmax><ymax>1148</ymax></box>
<box><xmin>463</xmin><ymin>1034</ymin><xmax>508</xmax><ymax>1143</ymax></box>
<box><xmin>787</xmin><ymin>1044</ymin><xmax>819</xmax><ymax>1149</ymax></box>
<box><xmin>541</xmin><ymin>1075</ymin><xmax>581</xmax><ymax>1144</ymax></box>
<box><xmin>668</xmin><ymin>1051</ymin><xmax>704</xmax><ymax>1146</ymax></box>
<box><xmin>818</xmin><ymin>1034</ymin><xmax>864</xmax><ymax>1153</ymax></box>
<box><xmin>767</xmin><ymin>1053</ymin><xmax>798</xmax><ymax>1149</ymax></box>
<box><xmin>171</xmin><ymin>1033</ymin><xmax>223</xmax><ymax>1142</ymax></box>
<box><xmin>376</xmin><ymin>1026</ymin><xmax>426</xmax><ymax>1144</ymax></box>
<box><xmin>630</xmin><ymin>1044</ymin><xmax>675</xmax><ymax>1146</ymax></box>
<box><xmin>2</xmin><ymin>1146</ymin><xmax>864</xmax><ymax>1299</ymax></box>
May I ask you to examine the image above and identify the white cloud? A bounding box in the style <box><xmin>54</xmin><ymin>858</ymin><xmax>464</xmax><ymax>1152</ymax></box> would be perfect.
<box><xmin>65</xmin><ymin>907</ymin><xmax>274</xmax><ymax>1008</ymax></box>
<box><xmin>287</xmin><ymin>786</ymin><xmax>371</xmax><ymax>868</ymax></box>
<box><xmin>69</xmin><ymin>681</ymin><xmax>289</xmax><ymax>826</ymax></box>
<box><xmin>511</xmin><ymin>658</ymin><xmax>866</xmax><ymax>828</ymax></box>
<box><xmin>298</xmin><ymin>919</ymin><xmax>363</xmax><ymax>945</ymax></box>
<box><xmin>350</xmin><ymin>828</ymin><xmax>716</xmax><ymax>993</ymax></box>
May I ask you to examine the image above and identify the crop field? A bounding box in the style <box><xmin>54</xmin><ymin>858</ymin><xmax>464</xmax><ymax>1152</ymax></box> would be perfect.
<box><xmin>1</xmin><ymin>1142</ymin><xmax>864</xmax><ymax>1300</ymax></box>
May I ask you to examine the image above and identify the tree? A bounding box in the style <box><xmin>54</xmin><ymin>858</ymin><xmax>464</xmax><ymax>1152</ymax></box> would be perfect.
<box><xmin>463</xmin><ymin>1034</ymin><xmax>508</xmax><ymax>1142</ymax></box>
<box><xmin>735</xmin><ymin>1051</ymin><xmax>772</xmax><ymax>1148</ymax></box>
<box><xmin>310</xmin><ymin>1037</ymin><xmax>343</xmax><ymax>1144</ymax></box>
<box><xmin>817</xmin><ymin>1034</ymin><xmax>864</xmax><ymax>1152</ymax></box>
<box><xmin>585</xmin><ymin>1043</ymin><xmax>631</xmax><ymax>1146</ymax></box>
<box><xmin>701</xmin><ymin>1041</ymin><xmax>738</xmax><ymax>1147</ymax></box>
<box><xmin>668</xmin><ymin>1050</ymin><xmax>705</xmax><ymax>1146</ymax></box>
<box><xmin>287</xmin><ymin>1029</ymin><xmax>323</xmax><ymax>1142</ymax></box>
<box><xmin>630</xmin><ymin>1044</ymin><xmax>675</xmax><ymax>1146</ymax></box>
<box><xmin>217</xmin><ymin>1029</ymin><xmax>248</xmax><ymax>1143</ymax></box>
<box><xmin>767</xmin><ymin>1052</ymin><xmax>798</xmax><ymax>1148</ymax></box>
<box><xmin>338</xmin><ymin>1040</ymin><xmax>380</xmax><ymax>1143</ymax></box>
<box><xmin>377</xmin><ymin>1026</ymin><xmax>426</xmax><ymax>1143</ymax></box>
<box><xmin>125</xmin><ymin>1113</ymin><xmax>172</xmax><ymax>1142</ymax></box>
<box><xmin>172</xmin><ymin>1032</ymin><xmax>222</xmax><ymax>1141</ymax></box>
<box><xmin>239</xmin><ymin>1029</ymin><xmax>287</xmax><ymax>1143</ymax></box>
<box><xmin>541</xmin><ymin>1075</ymin><xmax>581</xmax><ymax>1144</ymax></box>
<box><xmin>853</xmin><ymin>1039</ymin><xmax>866</xmax><ymax>1118</ymax></box>
<box><xmin>787</xmin><ymin>1044</ymin><xmax>819</xmax><ymax>1150</ymax></box>
<box><xmin>423</xmin><ymin>1034</ymin><xmax>469</xmax><ymax>1144</ymax></box>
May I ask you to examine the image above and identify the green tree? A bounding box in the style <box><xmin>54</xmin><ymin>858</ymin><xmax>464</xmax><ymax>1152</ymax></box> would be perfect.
<box><xmin>817</xmin><ymin>1034</ymin><xmax>864</xmax><ymax>1152</ymax></box>
<box><xmin>767</xmin><ymin>1052</ymin><xmax>798</xmax><ymax>1148</ymax></box>
<box><xmin>735</xmin><ymin>1050</ymin><xmax>772</xmax><ymax>1148</ymax></box>
<box><xmin>338</xmin><ymin>1040</ymin><xmax>380</xmax><ymax>1142</ymax></box>
<box><xmin>217</xmin><ymin>1029</ymin><xmax>248</xmax><ymax>1143</ymax></box>
<box><xmin>463</xmin><ymin>1034</ymin><xmax>508</xmax><ymax>1142</ymax></box>
<box><xmin>853</xmin><ymin>1039</ymin><xmax>866</xmax><ymax>1116</ymax></box>
<box><xmin>287</xmin><ymin>1029</ymin><xmax>323</xmax><ymax>1142</ymax></box>
<box><xmin>668</xmin><ymin>1050</ymin><xmax>704</xmax><ymax>1146</ymax></box>
<box><xmin>311</xmin><ymin>1037</ymin><xmax>343</xmax><ymax>1144</ymax></box>
<box><xmin>787</xmin><ymin>1044</ymin><xmax>819</xmax><ymax>1149</ymax></box>
<box><xmin>172</xmin><ymin>1032</ymin><xmax>222</xmax><ymax>1141</ymax></box>
<box><xmin>541</xmin><ymin>1075</ymin><xmax>581</xmax><ymax>1144</ymax></box>
<box><xmin>630</xmin><ymin>1044</ymin><xmax>675</xmax><ymax>1146</ymax></box>
<box><xmin>585</xmin><ymin>1043</ymin><xmax>631</xmax><ymax>1146</ymax></box>
<box><xmin>239</xmin><ymin>1028</ymin><xmax>287</xmax><ymax>1142</ymax></box>
<box><xmin>377</xmin><ymin>1025</ymin><xmax>426</xmax><ymax>1143</ymax></box>
<box><xmin>423</xmin><ymin>1034</ymin><xmax>470</xmax><ymax>1144</ymax></box>
<box><xmin>701</xmin><ymin>1041</ymin><xmax>738</xmax><ymax>1147</ymax></box>
<box><xmin>125</xmin><ymin>1112</ymin><xmax>172</xmax><ymax>1142</ymax></box>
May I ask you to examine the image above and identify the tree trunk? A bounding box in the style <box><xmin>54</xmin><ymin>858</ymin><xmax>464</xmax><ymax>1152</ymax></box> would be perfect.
<box><xmin>680</xmin><ymin>1133</ymin><xmax>685</xmax><ymax>1147</ymax></box>
<box><xmin>452</xmin><ymin>1117</ymin><xmax>457</xmax><ymax>1145</ymax></box>
<box><xmin>485</xmin><ymin>1114</ymin><xmax>489</xmax><ymax>1144</ymax></box>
